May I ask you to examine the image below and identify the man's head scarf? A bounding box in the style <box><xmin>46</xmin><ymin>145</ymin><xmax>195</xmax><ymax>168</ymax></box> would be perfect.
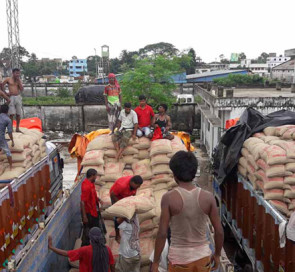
<box><xmin>108</xmin><ymin>73</ymin><xmax>120</xmax><ymax>88</ymax></box>
<box><xmin>89</xmin><ymin>227</ymin><xmax>109</xmax><ymax>272</ymax></box>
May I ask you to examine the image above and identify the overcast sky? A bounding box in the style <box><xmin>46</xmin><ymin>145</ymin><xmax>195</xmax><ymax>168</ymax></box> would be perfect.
<box><xmin>0</xmin><ymin>0</ymin><xmax>294</xmax><ymax>62</ymax></box>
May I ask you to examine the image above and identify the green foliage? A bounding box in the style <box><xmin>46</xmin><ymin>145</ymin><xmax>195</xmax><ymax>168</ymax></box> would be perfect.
<box><xmin>23</xmin><ymin>96</ymin><xmax>75</xmax><ymax>105</ymax></box>
<box><xmin>57</xmin><ymin>87</ymin><xmax>70</xmax><ymax>98</ymax></box>
<box><xmin>121</xmin><ymin>55</ymin><xmax>184</xmax><ymax>108</ymax></box>
<box><xmin>72</xmin><ymin>81</ymin><xmax>82</xmax><ymax>96</ymax></box>
<box><xmin>213</xmin><ymin>74</ymin><xmax>264</xmax><ymax>87</ymax></box>
<box><xmin>194</xmin><ymin>95</ymin><xmax>203</xmax><ymax>104</ymax></box>
<box><xmin>138</xmin><ymin>42</ymin><xmax>179</xmax><ymax>58</ymax></box>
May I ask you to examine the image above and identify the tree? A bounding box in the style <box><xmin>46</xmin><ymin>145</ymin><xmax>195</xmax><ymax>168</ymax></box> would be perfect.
<box><xmin>220</xmin><ymin>58</ymin><xmax>230</xmax><ymax>64</ymax></box>
<box><xmin>110</xmin><ymin>58</ymin><xmax>121</xmax><ymax>74</ymax></box>
<box><xmin>138</xmin><ymin>42</ymin><xmax>179</xmax><ymax>58</ymax></box>
<box><xmin>87</xmin><ymin>55</ymin><xmax>101</xmax><ymax>77</ymax></box>
<box><xmin>219</xmin><ymin>54</ymin><xmax>225</xmax><ymax>61</ymax></box>
<box><xmin>121</xmin><ymin>55</ymin><xmax>185</xmax><ymax>107</ymax></box>
<box><xmin>257</xmin><ymin>52</ymin><xmax>269</xmax><ymax>63</ymax></box>
<box><xmin>239</xmin><ymin>52</ymin><xmax>247</xmax><ymax>61</ymax></box>
<box><xmin>119</xmin><ymin>50</ymin><xmax>138</xmax><ymax>68</ymax></box>
<box><xmin>186</xmin><ymin>48</ymin><xmax>198</xmax><ymax>75</ymax></box>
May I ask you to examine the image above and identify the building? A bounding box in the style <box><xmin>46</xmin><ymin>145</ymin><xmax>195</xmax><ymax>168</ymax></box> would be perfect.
<box><xmin>68</xmin><ymin>59</ymin><xmax>88</xmax><ymax>77</ymax></box>
<box><xmin>285</xmin><ymin>48</ymin><xmax>295</xmax><ymax>58</ymax></box>
<box><xmin>186</xmin><ymin>70</ymin><xmax>248</xmax><ymax>83</ymax></box>
<box><xmin>266</xmin><ymin>56</ymin><xmax>290</xmax><ymax>69</ymax></box>
<box><xmin>208</xmin><ymin>62</ymin><xmax>229</xmax><ymax>70</ymax></box>
<box><xmin>229</xmin><ymin>59</ymin><xmax>269</xmax><ymax>76</ymax></box>
<box><xmin>271</xmin><ymin>59</ymin><xmax>295</xmax><ymax>83</ymax></box>
<box><xmin>196</xmin><ymin>84</ymin><xmax>295</xmax><ymax>156</ymax></box>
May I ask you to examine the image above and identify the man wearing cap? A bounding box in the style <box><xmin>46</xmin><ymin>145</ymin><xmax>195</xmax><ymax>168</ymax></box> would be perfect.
<box><xmin>104</xmin><ymin>73</ymin><xmax>122</xmax><ymax>132</ymax></box>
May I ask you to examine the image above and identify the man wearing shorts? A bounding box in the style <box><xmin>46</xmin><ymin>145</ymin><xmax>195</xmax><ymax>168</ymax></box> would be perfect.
<box><xmin>0</xmin><ymin>104</ymin><xmax>14</xmax><ymax>170</ymax></box>
<box><xmin>112</xmin><ymin>102</ymin><xmax>138</xmax><ymax>161</ymax></box>
<box><xmin>2</xmin><ymin>68</ymin><xmax>23</xmax><ymax>132</ymax></box>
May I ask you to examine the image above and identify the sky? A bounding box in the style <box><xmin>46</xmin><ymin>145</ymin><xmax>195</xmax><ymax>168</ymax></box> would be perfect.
<box><xmin>0</xmin><ymin>0</ymin><xmax>294</xmax><ymax>63</ymax></box>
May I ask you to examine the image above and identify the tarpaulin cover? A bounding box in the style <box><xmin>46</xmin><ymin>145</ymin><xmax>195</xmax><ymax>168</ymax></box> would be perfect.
<box><xmin>13</xmin><ymin>117</ymin><xmax>42</xmax><ymax>131</ymax></box>
<box><xmin>213</xmin><ymin>107</ymin><xmax>295</xmax><ymax>184</ymax></box>
<box><xmin>75</xmin><ymin>85</ymin><xmax>106</xmax><ymax>104</ymax></box>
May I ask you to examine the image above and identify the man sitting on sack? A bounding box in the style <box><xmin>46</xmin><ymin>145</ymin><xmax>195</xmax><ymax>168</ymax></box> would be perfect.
<box><xmin>112</xmin><ymin>102</ymin><xmax>138</xmax><ymax>160</ymax></box>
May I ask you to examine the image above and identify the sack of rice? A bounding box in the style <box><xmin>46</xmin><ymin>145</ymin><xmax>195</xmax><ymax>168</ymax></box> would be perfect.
<box><xmin>7</xmin><ymin>139</ymin><xmax>25</xmax><ymax>152</ymax></box>
<box><xmin>136</xmin><ymin>188</ymin><xmax>154</xmax><ymax>198</ymax></box>
<box><xmin>0</xmin><ymin>162</ymin><xmax>8</xmax><ymax>175</ymax></box>
<box><xmin>132</xmin><ymin>196</ymin><xmax>155</xmax><ymax>213</ymax></box>
<box><xmin>151</xmin><ymin>154</ymin><xmax>170</xmax><ymax>166</ymax></box>
<box><xmin>275</xmin><ymin>125</ymin><xmax>295</xmax><ymax>137</ymax></box>
<box><xmin>105</xmin><ymin>149</ymin><xmax>117</xmax><ymax>158</ymax></box>
<box><xmin>104</xmin><ymin>157</ymin><xmax>117</xmax><ymax>163</ymax></box>
<box><xmin>105</xmin><ymin>197</ymin><xmax>136</xmax><ymax>220</ymax></box>
<box><xmin>154</xmin><ymin>183</ymin><xmax>168</xmax><ymax>191</ymax></box>
<box><xmin>285</xmin><ymin>174</ymin><xmax>295</xmax><ymax>185</ymax></box>
<box><xmin>134</xmin><ymin>150</ymin><xmax>150</xmax><ymax>160</ymax></box>
<box><xmin>253</xmin><ymin>132</ymin><xmax>266</xmax><ymax>139</ymax></box>
<box><xmin>0</xmin><ymin>167</ymin><xmax>25</xmax><ymax>180</ymax></box>
<box><xmin>263</xmin><ymin>127</ymin><xmax>276</xmax><ymax>136</ymax></box>
<box><xmin>101</xmin><ymin>210</ymin><xmax>114</xmax><ymax>220</ymax></box>
<box><xmin>263</xmin><ymin>136</ymin><xmax>280</xmax><ymax>143</ymax></box>
<box><xmin>167</xmin><ymin>137</ymin><xmax>187</xmax><ymax>158</ymax></box>
<box><xmin>152</xmin><ymin>174</ymin><xmax>172</xmax><ymax>185</ymax></box>
<box><xmin>140</xmin><ymin>229</ymin><xmax>157</xmax><ymax>239</ymax></box>
<box><xmin>140</xmin><ymin>238</ymin><xmax>155</xmax><ymax>266</ymax></box>
<box><xmin>138</xmin><ymin>209</ymin><xmax>156</xmax><ymax>223</ymax></box>
<box><xmin>284</xmin><ymin>185</ymin><xmax>295</xmax><ymax>198</ymax></box>
<box><xmin>98</xmin><ymin>188</ymin><xmax>112</xmax><ymax>209</ymax></box>
<box><xmin>281</xmin><ymin>128</ymin><xmax>295</xmax><ymax>140</ymax></box>
<box><xmin>81</xmin><ymin>150</ymin><xmax>105</xmax><ymax>166</ymax></box>
<box><xmin>87</xmin><ymin>134</ymin><xmax>115</xmax><ymax>151</ymax></box>
<box><xmin>238</xmin><ymin>157</ymin><xmax>248</xmax><ymax>169</ymax></box>
<box><xmin>261</xmin><ymin>145</ymin><xmax>287</xmax><ymax>165</ymax></box>
<box><xmin>286</xmin><ymin>163</ymin><xmax>295</xmax><ymax>172</ymax></box>
<box><xmin>248</xmin><ymin>174</ymin><xmax>257</xmax><ymax>188</ymax></box>
<box><xmin>121</xmin><ymin>155</ymin><xmax>138</xmax><ymax>164</ymax></box>
<box><xmin>128</xmin><ymin>137</ymin><xmax>139</xmax><ymax>146</ymax></box>
<box><xmin>140</xmin><ymin>219</ymin><xmax>155</xmax><ymax>232</ymax></box>
<box><xmin>289</xmin><ymin>199</ymin><xmax>295</xmax><ymax>210</ymax></box>
<box><xmin>167</xmin><ymin>180</ymin><xmax>178</xmax><ymax>189</ymax></box>
<box><xmin>265</xmin><ymin>164</ymin><xmax>286</xmax><ymax>178</ymax></box>
<box><xmin>264</xmin><ymin>189</ymin><xmax>284</xmax><ymax>200</ymax></box>
<box><xmin>95</xmin><ymin>176</ymin><xmax>105</xmax><ymax>186</ymax></box>
<box><xmin>269</xmin><ymin>200</ymin><xmax>290</xmax><ymax>216</ymax></box>
<box><xmin>103</xmin><ymin>182</ymin><xmax>115</xmax><ymax>189</ymax></box>
<box><xmin>122</xmin><ymin>169</ymin><xmax>134</xmax><ymax>177</ymax></box>
<box><xmin>32</xmin><ymin>150</ymin><xmax>41</xmax><ymax>164</ymax></box>
<box><xmin>133</xmin><ymin>137</ymin><xmax>151</xmax><ymax>150</ymax></box>
<box><xmin>132</xmin><ymin>160</ymin><xmax>153</xmax><ymax>180</ymax></box>
<box><xmin>241</xmin><ymin>148</ymin><xmax>250</xmax><ymax>158</ymax></box>
<box><xmin>122</xmin><ymin>146</ymin><xmax>139</xmax><ymax>156</ymax></box>
<box><xmin>271</xmin><ymin>140</ymin><xmax>295</xmax><ymax>159</ymax></box>
<box><xmin>31</xmin><ymin>144</ymin><xmax>39</xmax><ymax>156</ymax></box>
<box><xmin>249</xmin><ymin>143</ymin><xmax>269</xmax><ymax>160</ymax></box>
<box><xmin>0</xmin><ymin>151</ymin><xmax>26</xmax><ymax>162</ymax></box>
<box><xmin>255</xmin><ymin>170</ymin><xmax>284</xmax><ymax>189</ymax></box>
<box><xmin>247</xmin><ymin>155</ymin><xmax>259</xmax><ymax>170</ymax></box>
<box><xmin>238</xmin><ymin>165</ymin><xmax>247</xmax><ymax>177</ymax></box>
<box><xmin>102</xmin><ymin>162</ymin><xmax>125</xmax><ymax>182</ymax></box>
<box><xmin>154</xmin><ymin>190</ymin><xmax>167</xmax><ymax>205</ymax></box>
<box><xmin>150</xmin><ymin>139</ymin><xmax>172</xmax><ymax>156</ymax></box>
<box><xmin>243</xmin><ymin>138</ymin><xmax>264</xmax><ymax>150</ymax></box>
<box><xmin>246</xmin><ymin>162</ymin><xmax>255</xmax><ymax>175</ymax></box>
<box><xmin>152</xmin><ymin>164</ymin><xmax>172</xmax><ymax>175</ymax></box>
<box><xmin>138</xmin><ymin>180</ymin><xmax>153</xmax><ymax>190</ymax></box>
<box><xmin>81</xmin><ymin>165</ymin><xmax>104</xmax><ymax>175</ymax></box>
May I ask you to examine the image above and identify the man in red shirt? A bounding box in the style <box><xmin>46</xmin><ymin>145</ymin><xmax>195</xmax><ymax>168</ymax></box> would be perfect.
<box><xmin>81</xmin><ymin>168</ymin><xmax>106</xmax><ymax>246</ymax></box>
<box><xmin>110</xmin><ymin>175</ymin><xmax>143</xmax><ymax>242</ymax></box>
<box><xmin>48</xmin><ymin>227</ymin><xmax>115</xmax><ymax>272</ymax></box>
<box><xmin>134</xmin><ymin>95</ymin><xmax>154</xmax><ymax>138</ymax></box>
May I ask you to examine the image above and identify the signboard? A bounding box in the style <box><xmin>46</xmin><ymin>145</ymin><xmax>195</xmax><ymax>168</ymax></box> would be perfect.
<box><xmin>230</xmin><ymin>53</ymin><xmax>239</xmax><ymax>62</ymax></box>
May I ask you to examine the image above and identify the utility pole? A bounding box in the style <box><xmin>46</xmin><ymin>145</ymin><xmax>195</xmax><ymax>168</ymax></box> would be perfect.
<box><xmin>6</xmin><ymin>0</ymin><xmax>20</xmax><ymax>70</ymax></box>
<box><xmin>94</xmin><ymin>48</ymin><xmax>98</xmax><ymax>78</ymax></box>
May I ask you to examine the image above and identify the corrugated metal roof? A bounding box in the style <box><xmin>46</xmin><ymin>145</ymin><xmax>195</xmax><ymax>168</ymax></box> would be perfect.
<box><xmin>273</xmin><ymin>59</ymin><xmax>295</xmax><ymax>70</ymax></box>
<box><xmin>186</xmin><ymin>69</ymin><xmax>247</xmax><ymax>79</ymax></box>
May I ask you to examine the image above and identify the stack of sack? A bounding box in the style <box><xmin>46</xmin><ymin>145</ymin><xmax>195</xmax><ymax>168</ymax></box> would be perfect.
<box><xmin>81</xmin><ymin>133</ymin><xmax>189</xmax><ymax>271</ymax></box>
<box><xmin>0</xmin><ymin>128</ymin><xmax>47</xmax><ymax>180</ymax></box>
<box><xmin>238</xmin><ymin>125</ymin><xmax>295</xmax><ymax>217</ymax></box>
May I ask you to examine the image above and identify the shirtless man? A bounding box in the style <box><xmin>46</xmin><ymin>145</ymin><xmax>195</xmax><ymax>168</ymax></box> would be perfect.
<box><xmin>2</xmin><ymin>68</ymin><xmax>23</xmax><ymax>132</ymax></box>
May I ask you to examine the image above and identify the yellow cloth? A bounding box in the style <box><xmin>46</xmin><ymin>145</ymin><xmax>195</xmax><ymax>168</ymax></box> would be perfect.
<box><xmin>85</xmin><ymin>129</ymin><xmax>111</xmax><ymax>141</ymax></box>
<box><xmin>171</xmin><ymin>131</ymin><xmax>195</xmax><ymax>152</ymax></box>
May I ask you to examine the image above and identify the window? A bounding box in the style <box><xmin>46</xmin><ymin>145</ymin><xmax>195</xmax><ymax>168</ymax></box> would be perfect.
<box><xmin>187</xmin><ymin>98</ymin><xmax>192</xmax><ymax>103</ymax></box>
<box><xmin>207</xmin><ymin>121</ymin><xmax>210</xmax><ymax>131</ymax></box>
<box><xmin>279</xmin><ymin>59</ymin><xmax>281</xmax><ymax>61</ymax></box>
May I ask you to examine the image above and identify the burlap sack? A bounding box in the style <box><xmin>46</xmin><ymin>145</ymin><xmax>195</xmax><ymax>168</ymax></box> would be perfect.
<box><xmin>133</xmin><ymin>137</ymin><xmax>151</xmax><ymax>150</ymax></box>
<box><xmin>132</xmin><ymin>160</ymin><xmax>153</xmax><ymax>180</ymax></box>
<box><xmin>152</xmin><ymin>174</ymin><xmax>172</xmax><ymax>185</ymax></box>
<box><xmin>140</xmin><ymin>238</ymin><xmax>155</xmax><ymax>266</ymax></box>
<box><xmin>103</xmin><ymin>182</ymin><xmax>114</xmax><ymax>189</ymax></box>
<box><xmin>275</xmin><ymin>125</ymin><xmax>295</xmax><ymax>137</ymax></box>
<box><xmin>105</xmin><ymin>149</ymin><xmax>117</xmax><ymax>158</ymax></box>
<box><xmin>0</xmin><ymin>167</ymin><xmax>25</xmax><ymax>180</ymax></box>
<box><xmin>121</xmin><ymin>155</ymin><xmax>138</xmax><ymax>164</ymax></box>
<box><xmin>81</xmin><ymin>165</ymin><xmax>104</xmax><ymax>175</ymax></box>
<box><xmin>101</xmin><ymin>162</ymin><xmax>125</xmax><ymax>182</ymax></box>
<box><xmin>122</xmin><ymin>146</ymin><xmax>139</xmax><ymax>156</ymax></box>
<box><xmin>150</xmin><ymin>139</ymin><xmax>172</xmax><ymax>156</ymax></box>
<box><xmin>105</xmin><ymin>197</ymin><xmax>136</xmax><ymax>220</ymax></box>
<box><xmin>0</xmin><ymin>162</ymin><xmax>8</xmax><ymax>175</ymax></box>
<box><xmin>33</xmin><ymin>151</ymin><xmax>41</xmax><ymax>164</ymax></box>
<box><xmin>134</xmin><ymin>150</ymin><xmax>150</xmax><ymax>160</ymax></box>
<box><xmin>241</xmin><ymin>148</ymin><xmax>250</xmax><ymax>158</ymax></box>
<box><xmin>238</xmin><ymin>165</ymin><xmax>247</xmax><ymax>177</ymax></box>
<box><xmin>261</xmin><ymin>145</ymin><xmax>287</xmax><ymax>165</ymax></box>
<box><xmin>122</xmin><ymin>169</ymin><xmax>134</xmax><ymax>177</ymax></box>
<box><xmin>264</xmin><ymin>189</ymin><xmax>284</xmax><ymax>201</ymax></box>
<box><xmin>285</xmin><ymin>174</ymin><xmax>295</xmax><ymax>185</ymax></box>
<box><xmin>87</xmin><ymin>134</ymin><xmax>115</xmax><ymax>151</ymax></box>
<box><xmin>239</xmin><ymin>157</ymin><xmax>248</xmax><ymax>169</ymax></box>
<box><xmin>138</xmin><ymin>209</ymin><xmax>156</xmax><ymax>224</ymax></box>
<box><xmin>152</xmin><ymin>164</ymin><xmax>172</xmax><ymax>175</ymax></box>
<box><xmin>0</xmin><ymin>151</ymin><xmax>26</xmax><ymax>162</ymax></box>
<box><xmin>140</xmin><ymin>219</ymin><xmax>155</xmax><ymax>232</ymax></box>
<box><xmin>81</xmin><ymin>150</ymin><xmax>105</xmax><ymax>166</ymax></box>
<box><xmin>151</xmin><ymin>154</ymin><xmax>170</xmax><ymax>166</ymax></box>
<box><xmin>154</xmin><ymin>183</ymin><xmax>168</xmax><ymax>191</ymax></box>
<box><xmin>269</xmin><ymin>200</ymin><xmax>290</xmax><ymax>216</ymax></box>
<box><xmin>263</xmin><ymin>127</ymin><xmax>276</xmax><ymax>136</ymax></box>
<box><xmin>282</xmin><ymin>128</ymin><xmax>295</xmax><ymax>140</ymax></box>
<box><xmin>271</xmin><ymin>140</ymin><xmax>295</xmax><ymax>159</ymax></box>
<box><xmin>138</xmin><ymin>180</ymin><xmax>153</xmax><ymax>190</ymax></box>
<box><xmin>167</xmin><ymin>179</ymin><xmax>178</xmax><ymax>189</ymax></box>
<box><xmin>243</xmin><ymin>138</ymin><xmax>264</xmax><ymax>150</ymax></box>
<box><xmin>253</xmin><ymin>132</ymin><xmax>266</xmax><ymax>139</ymax></box>
<box><xmin>98</xmin><ymin>188</ymin><xmax>112</xmax><ymax>209</ymax></box>
<box><xmin>136</xmin><ymin>188</ymin><xmax>154</xmax><ymax>198</ymax></box>
<box><xmin>284</xmin><ymin>186</ymin><xmax>295</xmax><ymax>199</ymax></box>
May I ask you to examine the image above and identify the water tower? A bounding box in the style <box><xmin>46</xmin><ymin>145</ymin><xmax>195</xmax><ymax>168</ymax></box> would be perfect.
<box><xmin>100</xmin><ymin>45</ymin><xmax>110</xmax><ymax>81</ymax></box>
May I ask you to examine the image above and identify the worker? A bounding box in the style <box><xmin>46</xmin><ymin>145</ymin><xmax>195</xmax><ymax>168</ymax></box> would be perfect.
<box><xmin>48</xmin><ymin>227</ymin><xmax>115</xmax><ymax>272</ymax></box>
<box><xmin>110</xmin><ymin>175</ymin><xmax>143</xmax><ymax>242</ymax></box>
<box><xmin>112</xmin><ymin>102</ymin><xmax>138</xmax><ymax>161</ymax></box>
<box><xmin>2</xmin><ymin>68</ymin><xmax>23</xmax><ymax>132</ymax></box>
<box><xmin>0</xmin><ymin>104</ymin><xmax>14</xmax><ymax>170</ymax></box>
<box><xmin>81</xmin><ymin>168</ymin><xmax>106</xmax><ymax>246</ymax></box>
<box><xmin>115</xmin><ymin>215</ymin><xmax>141</xmax><ymax>272</ymax></box>
<box><xmin>104</xmin><ymin>73</ymin><xmax>122</xmax><ymax>132</ymax></box>
<box><xmin>152</xmin><ymin>151</ymin><xmax>224</xmax><ymax>272</ymax></box>
<box><xmin>134</xmin><ymin>94</ymin><xmax>154</xmax><ymax>138</ymax></box>
<box><xmin>151</xmin><ymin>104</ymin><xmax>174</xmax><ymax>140</ymax></box>
<box><xmin>0</xmin><ymin>74</ymin><xmax>11</xmax><ymax>104</ymax></box>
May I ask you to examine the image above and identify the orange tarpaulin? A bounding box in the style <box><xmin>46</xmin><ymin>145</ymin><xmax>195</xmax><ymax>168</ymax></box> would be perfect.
<box><xmin>13</xmin><ymin>117</ymin><xmax>43</xmax><ymax>132</ymax></box>
<box><xmin>171</xmin><ymin>131</ymin><xmax>195</xmax><ymax>152</ymax></box>
<box><xmin>225</xmin><ymin>118</ymin><xmax>239</xmax><ymax>130</ymax></box>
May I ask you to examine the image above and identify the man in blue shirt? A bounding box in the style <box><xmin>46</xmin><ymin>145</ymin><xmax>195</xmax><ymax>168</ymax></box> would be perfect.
<box><xmin>0</xmin><ymin>104</ymin><xmax>14</xmax><ymax>170</ymax></box>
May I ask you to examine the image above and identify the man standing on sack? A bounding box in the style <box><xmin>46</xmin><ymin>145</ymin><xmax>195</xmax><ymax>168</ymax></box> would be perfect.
<box><xmin>81</xmin><ymin>168</ymin><xmax>107</xmax><ymax>246</ymax></box>
<box><xmin>104</xmin><ymin>73</ymin><xmax>122</xmax><ymax>133</ymax></box>
<box><xmin>2</xmin><ymin>68</ymin><xmax>23</xmax><ymax>132</ymax></box>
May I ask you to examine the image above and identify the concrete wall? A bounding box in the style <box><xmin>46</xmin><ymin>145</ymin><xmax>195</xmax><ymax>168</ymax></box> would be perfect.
<box><xmin>22</xmin><ymin>104</ymin><xmax>200</xmax><ymax>133</ymax></box>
